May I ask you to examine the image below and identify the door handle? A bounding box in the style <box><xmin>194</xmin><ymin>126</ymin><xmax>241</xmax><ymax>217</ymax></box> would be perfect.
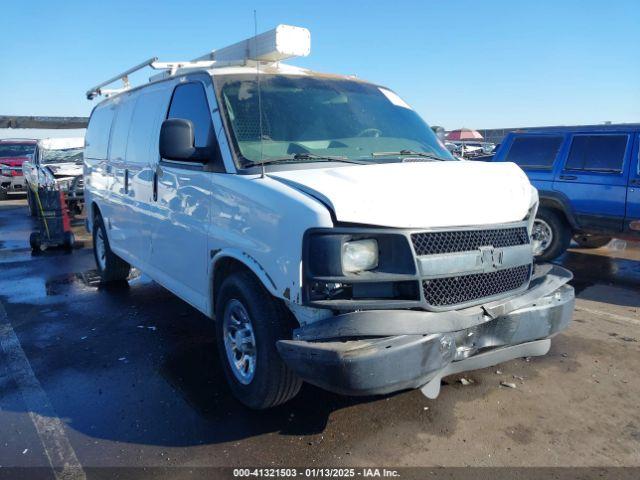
<box><xmin>153</xmin><ymin>165</ymin><xmax>163</xmax><ymax>201</ymax></box>
<box><xmin>559</xmin><ymin>175</ymin><xmax>577</xmax><ymax>180</ymax></box>
<box><xmin>630</xmin><ymin>178</ymin><xmax>640</xmax><ymax>186</ymax></box>
<box><xmin>153</xmin><ymin>170</ymin><xmax>158</xmax><ymax>201</ymax></box>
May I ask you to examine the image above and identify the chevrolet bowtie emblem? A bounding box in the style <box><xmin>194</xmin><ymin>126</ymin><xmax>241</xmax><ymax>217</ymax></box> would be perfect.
<box><xmin>479</xmin><ymin>246</ymin><xmax>504</xmax><ymax>271</ymax></box>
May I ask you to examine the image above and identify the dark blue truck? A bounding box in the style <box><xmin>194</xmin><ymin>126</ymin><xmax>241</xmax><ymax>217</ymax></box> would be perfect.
<box><xmin>491</xmin><ymin>125</ymin><xmax>640</xmax><ymax>260</ymax></box>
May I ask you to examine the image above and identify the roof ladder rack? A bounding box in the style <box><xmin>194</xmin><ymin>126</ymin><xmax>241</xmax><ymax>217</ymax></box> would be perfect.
<box><xmin>86</xmin><ymin>57</ymin><xmax>158</xmax><ymax>100</ymax></box>
<box><xmin>85</xmin><ymin>24</ymin><xmax>311</xmax><ymax>100</ymax></box>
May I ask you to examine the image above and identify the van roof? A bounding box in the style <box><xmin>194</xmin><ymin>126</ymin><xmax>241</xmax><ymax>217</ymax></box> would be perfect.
<box><xmin>92</xmin><ymin>62</ymin><xmax>369</xmax><ymax>109</ymax></box>
<box><xmin>87</xmin><ymin>25</ymin><xmax>369</xmax><ymax>103</ymax></box>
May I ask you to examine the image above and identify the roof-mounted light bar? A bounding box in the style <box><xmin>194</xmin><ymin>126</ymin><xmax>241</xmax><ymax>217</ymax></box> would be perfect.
<box><xmin>86</xmin><ymin>24</ymin><xmax>310</xmax><ymax>100</ymax></box>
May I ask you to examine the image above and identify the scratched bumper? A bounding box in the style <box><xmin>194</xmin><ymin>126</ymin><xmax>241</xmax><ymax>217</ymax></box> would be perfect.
<box><xmin>277</xmin><ymin>264</ymin><xmax>574</xmax><ymax>396</ymax></box>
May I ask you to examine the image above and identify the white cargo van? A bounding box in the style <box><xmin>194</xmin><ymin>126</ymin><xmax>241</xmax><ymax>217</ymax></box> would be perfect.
<box><xmin>84</xmin><ymin>25</ymin><xmax>574</xmax><ymax>409</ymax></box>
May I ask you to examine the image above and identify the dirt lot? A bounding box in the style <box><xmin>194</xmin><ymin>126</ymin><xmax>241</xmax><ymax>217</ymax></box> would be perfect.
<box><xmin>0</xmin><ymin>195</ymin><xmax>639</xmax><ymax>478</ymax></box>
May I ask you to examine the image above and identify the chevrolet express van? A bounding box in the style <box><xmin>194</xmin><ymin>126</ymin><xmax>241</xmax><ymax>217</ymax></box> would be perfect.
<box><xmin>84</xmin><ymin>25</ymin><xmax>574</xmax><ymax>408</ymax></box>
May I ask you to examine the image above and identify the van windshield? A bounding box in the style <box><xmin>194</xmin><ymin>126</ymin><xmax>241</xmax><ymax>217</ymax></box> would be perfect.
<box><xmin>216</xmin><ymin>74</ymin><xmax>453</xmax><ymax>167</ymax></box>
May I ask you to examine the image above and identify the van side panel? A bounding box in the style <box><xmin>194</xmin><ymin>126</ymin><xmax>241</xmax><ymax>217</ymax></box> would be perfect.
<box><xmin>206</xmin><ymin>174</ymin><xmax>334</xmax><ymax>318</ymax></box>
<box><xmin>148</xmin><ymin>78</ymin><xmax>214</xmax><ymax>311</ymax></box>
<box><xmin>84</xmin><ymin>101</ymin><xmax>117</xmax><ymax>230</ymax></box>
<box><xmin>104</xmin><ymin>93</ymin><xmax>138</xmax><ymax>247</ymax></box>
<box><xmin>117</xmin><ymin>83</ymin><xmax>173</xmax><ymax>266</ymax></box>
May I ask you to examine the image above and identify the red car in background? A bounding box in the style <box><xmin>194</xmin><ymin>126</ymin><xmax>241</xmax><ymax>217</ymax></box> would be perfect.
<box><xmin>0</xmin><ymin>139</ymin><xmax>37</xmax><ymax>200</ymax></box>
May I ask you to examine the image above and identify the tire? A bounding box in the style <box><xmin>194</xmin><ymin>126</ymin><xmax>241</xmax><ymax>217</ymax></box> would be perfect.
<box><xmin>63</xmin><ymin>231</ymin><xmax>75</xmax><ymax>251</ymax></box>
<box><xmin>92</xmin><ymin>214</ymin><xmax>130</xmax><ymax>282</ymax></box>
<box><xmin>29</xmin><ymin>232</ymin><xmax>41</xmax><ymax>251</ymax></box>
<box><xmin>215</xmin><ymin>271</ymin><xmax>302</xmax><ymax>409</ymax></box>
<box><xmin>574</xmin><ymin>235</ymin><xmax>611</xmax><ymax>249</ymax></box>
<box><xmin>531</xmin><ymin>208</ymin><xmax>572</xmax><ymax>261</ymax></box>
<box><xmin>0</xmin><ymin>188</ymin><xmax>8</xmax><ymax>201</ymax></box>
<box><xmin>27</xmin><ymin>188</ymin><xmax>38</xmax><ymax>216</ymax></box>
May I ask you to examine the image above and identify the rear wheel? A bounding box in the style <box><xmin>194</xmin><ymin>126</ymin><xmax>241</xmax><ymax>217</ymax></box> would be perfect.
<box><xmin>29</xmin><ymin>232</ymin><xmax>41</xmax><ymax>251</ymax></box>
<box><xmin>215</xmin><ymin>271</ymin><xmax>302</xmax><ymax>409</ymax></box>
<box><xmin>574</xmin><ymin>234</ymin><xmax>611</xmax><ymax>249</ymax></box>
<box><xmin>92</xmin><ymin>214</ymin><xmax>130</xmax><ymax>282</ymax></box>
<box><xmin>63</xmin><ymin>231</ymin><xmax>75</xmax><ymax>251</ymax></box>
<box><xmin>531</xmin><ymin>208</ymin><xmax>571</xmax><ymax>261</ymax></box>
<box><xmin>0</xmin><ymin>187</ymin><xmax>8</xmax><ymax>201</ymax></box>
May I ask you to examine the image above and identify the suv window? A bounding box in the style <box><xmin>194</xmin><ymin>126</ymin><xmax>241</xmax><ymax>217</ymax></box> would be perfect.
<box><xmin>167</xmin><ymin>83</ymin><xmax>214</xmax><ymax>148</ymax></box>
<box><xmin>565</xmin><ymin>134</ymin><xmax>628</xmax><ymax>172</ymax></box>
<box><xmin>504</xmin><ymin>135</ymin><xmax>563</xmax><ymax>169</ymax></box>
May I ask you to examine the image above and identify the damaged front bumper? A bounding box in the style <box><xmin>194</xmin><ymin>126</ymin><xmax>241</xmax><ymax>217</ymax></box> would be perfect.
<box><xmin>277</xmin><ymin>264</ymin><xmax>574</xmax><ymax>398</ymax></box>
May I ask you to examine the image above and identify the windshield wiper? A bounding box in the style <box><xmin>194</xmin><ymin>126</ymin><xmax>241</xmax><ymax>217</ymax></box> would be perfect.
<box><xmin>371</xmin><ymin>150</ymin><xmax>449</xmax><ymax>161</ymax></box>
<box><xmin>244</xmin><ymin>153</ymin><xmax>369</xmax><ymax>167</ymax></box>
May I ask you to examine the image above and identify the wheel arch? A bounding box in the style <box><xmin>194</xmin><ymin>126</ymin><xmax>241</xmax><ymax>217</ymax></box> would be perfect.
<box><xmin>88</xmin><ymin>201</ymin><xmax>102</xmax><ymax>232</ymax></box>
<box><xmin>209</xmin><ymin>250</ymin><xmax>281</xmax><ymax>319</ymax></box>
<box><xmin>537</xmin><ymin>190</ymin><xmax>577</xmax><ymax>231</ymax></box>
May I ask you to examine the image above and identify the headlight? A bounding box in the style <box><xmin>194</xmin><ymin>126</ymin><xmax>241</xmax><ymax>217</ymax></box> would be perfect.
<box><xmin>342</xmin><ymin>239</ymin><xmax>378</xmax><ymax>273</ymax></box>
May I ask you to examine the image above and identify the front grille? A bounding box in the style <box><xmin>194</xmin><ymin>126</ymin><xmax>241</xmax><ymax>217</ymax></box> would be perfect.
<box><xmin>411</xmin><ymin>226</ymin><xmax>529</xmax><ymax>256</ymax></box>
<box><xmin>422</xmin><ymin>264</ymin><xmax>532</xmax><ymax>307</ymax></box>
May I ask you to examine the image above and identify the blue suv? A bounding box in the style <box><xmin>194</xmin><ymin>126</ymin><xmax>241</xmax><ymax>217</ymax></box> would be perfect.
<box><xmin>491</xmin><ymin>125</ymin><xmax>640</xmax><ymax>260</ymax></box>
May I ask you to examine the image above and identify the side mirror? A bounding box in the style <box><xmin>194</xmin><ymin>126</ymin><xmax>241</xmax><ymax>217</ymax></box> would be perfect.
<box><xmin>159</xmin><ymin>118</ymin><xmax>208</xmax><ymax>162</ymax></box>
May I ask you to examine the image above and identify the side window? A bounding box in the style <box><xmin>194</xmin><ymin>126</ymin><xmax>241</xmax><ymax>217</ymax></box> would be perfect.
<box><xmin>167</xmin><ymin>83</ymin><xmax>214</xmax><ymax>148</ymax></box>
<box><xmin>127</xmin><ymin>90</ymin><xmax>168</xmax><ymax>165</ymax></box>
<box><xmin>504</xmin><ymin>135</ymin><xmax>563</xmax><ymax>169</ymax></box>
<box><xmin>108</xmin><ymin>96</ymin><xmax>137</xmax><ymax>161</ymax></box>
<box><xmin>85</xmin><ymin>104</ymin><xmax>116</xmax><ymax>160</ymax></box>
<box><xmin>565</xmin><ymin>135</ymin><xmax>628</xmax><ymax>172</ymax></box>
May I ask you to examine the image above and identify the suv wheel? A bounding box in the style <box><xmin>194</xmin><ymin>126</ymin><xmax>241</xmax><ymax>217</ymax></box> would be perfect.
<box><xmin>574</xmin><ymin>235</ymin><xmax>611</xmax><ymax>249</ymax></box>
<box><xmin>531</xmin><ymin>208</ymin><xmax>571</xmax><ymax>261</ymax></box>
<box><xmin>92</xmin><ymin>214</ymin><xmax>131</xmax><ymax>282</ymax></box>
<box><xmin>215</xmin><ymin>271</ymin><xmax>302</xmax><ymax>409</ymax></box>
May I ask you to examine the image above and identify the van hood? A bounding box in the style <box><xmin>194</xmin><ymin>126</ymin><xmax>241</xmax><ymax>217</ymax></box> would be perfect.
<box><xmin>269</xmin><ymin>161</ymin><xmax>536</xmax><ymax>229</ymax></box>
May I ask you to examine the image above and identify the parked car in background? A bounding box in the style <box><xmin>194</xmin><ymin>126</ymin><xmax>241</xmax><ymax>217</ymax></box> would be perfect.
<box><xmin>0</xmin><ymin>139</ymin><xmax>37</xmax><ymax>200</ymax></box>
<box><xmin>22</xmin><ymin>137</ymin><xmax>85</xmax><ymax>216</ymax></box>
<box><xmin>491</xmin><ymin>125</ymin><xmax>640</xmax><ymax>260</ymax></box>
<box><xmin>446</xmin><ymin>141</ymin><xmax>496</xmax><ymax>159</ymax></box>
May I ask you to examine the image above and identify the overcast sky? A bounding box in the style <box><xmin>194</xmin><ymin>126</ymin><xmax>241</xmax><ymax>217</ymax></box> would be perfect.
<box><xmin>1</xmin><ymin>0</ymin><xmax>638</xmax><ymax>130</ymax></box>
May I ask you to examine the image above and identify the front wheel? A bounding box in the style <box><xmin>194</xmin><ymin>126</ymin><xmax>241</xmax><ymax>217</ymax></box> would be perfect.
<box><xmin>215</xmin><ymin>271</ymin><xmax>302</xmax><ymax>409</ymax></box>
<box><xmin>92</xmin><ymin>214</ymin><xmax>130</xmax><ymax>282</ymax></box>
<box><xmin>531</xmin><ymin>208</ymin><xmax>571</xmax><ymax>261</ymax></box>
